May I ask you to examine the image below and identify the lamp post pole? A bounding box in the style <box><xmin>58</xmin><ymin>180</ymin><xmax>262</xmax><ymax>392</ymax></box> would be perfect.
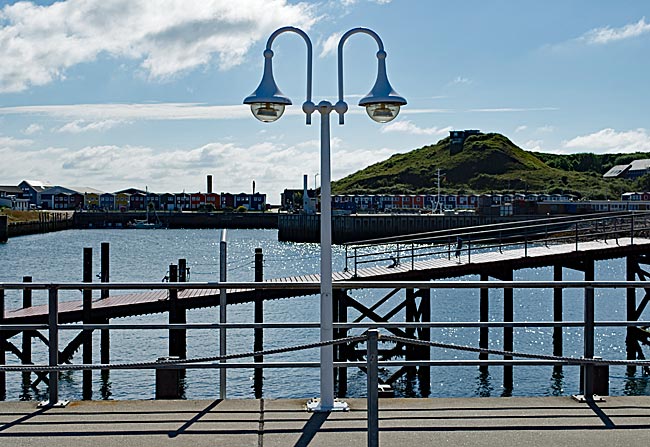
<box><xmin>244</xmin><ymin>26</ymin><xmax>405</xmax><ymax>412</ymax></box>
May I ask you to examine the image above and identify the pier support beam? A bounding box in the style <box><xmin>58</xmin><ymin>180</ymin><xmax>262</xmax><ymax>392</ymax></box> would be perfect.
<box><xmin>502</xmin><ymin>269</ymin><xmax>514</xmax><ymax>395</ymax></box>
<box><xmin>99</xmin><ymin>243</ymin><xmax>110</xmax><ymax>383</ymax></box>
<box><xmin>254</xmin><ymin>248</ymin><xmax>264</xmax><ymax>398</ymax></box>
<box><xmin>82</xmin><ymin>248</ymin><xmax>93</xmax><ymax>400</ymax></box>
<box><xmin>168</xmin><ymin>265</ymin><xmax>186</xmax><ymax>360</ymax></box>
<box><xmin>0</xmin><ymin>215</ymin><xmax>7</xmax><ymax>243</ymax></box>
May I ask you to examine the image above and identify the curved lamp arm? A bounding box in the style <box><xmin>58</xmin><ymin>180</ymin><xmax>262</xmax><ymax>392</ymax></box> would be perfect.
<box><xmin>266</xmin><ymin>26</ymin><xmax>315</xmax><ymax>124</ymax></box>
<box><xmin>336</xmin><ymin>27</ymin><xmax>405</xmax><ymax>125</ymax></box>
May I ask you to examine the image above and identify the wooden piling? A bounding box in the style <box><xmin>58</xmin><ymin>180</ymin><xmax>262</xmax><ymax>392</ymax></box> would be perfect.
<box><xmin>82</xmin><ymin>247</ymin><xmax>93</xmax><ymax>400</ymax></box>
<box><xmin>168</xmin><ymin>265</ymin><xmax>186</xmax><ymax>359</ymax></box>
<box><xmin>0</xmin><ymin>215</ymin><xmax>7</xmax><ymax>243</ymax></box>
<box><xmin>21</xmin><ymin>276</ymin><xmax>32</xmax><ymax>389</ymax></box>
<box><xmin>405</xmin><ymin>289</ymin><xmax>416</xmax><ymax>381</ymax></box>
<box><xmin>254</xmin><ymin>248</ymin><xmax>263</xmax><ymax>398</ymax></box>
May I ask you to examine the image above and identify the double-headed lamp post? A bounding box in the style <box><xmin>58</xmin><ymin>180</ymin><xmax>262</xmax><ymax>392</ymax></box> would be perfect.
<box><xmin>244</xmin><ymin>26</ymin><xmax>406</xmax><ymax>412</ymax></box>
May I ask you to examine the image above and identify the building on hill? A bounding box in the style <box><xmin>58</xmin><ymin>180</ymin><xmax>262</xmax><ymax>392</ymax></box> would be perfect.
<box><xmin>449</xmin><ymin>129</ymin><xmax>482</xmax><ymax>155</ymax></box>
<box><xmin>603</xmin><ymin>159</ymin><xmax>650</xmax><ymax>180</ymax></box>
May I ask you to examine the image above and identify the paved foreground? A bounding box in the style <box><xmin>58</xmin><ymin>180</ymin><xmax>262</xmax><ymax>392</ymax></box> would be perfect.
<box><xmin>0</xmin><ymin>396</ymin><xmax>649</xmax><ymax>447</ymax></box>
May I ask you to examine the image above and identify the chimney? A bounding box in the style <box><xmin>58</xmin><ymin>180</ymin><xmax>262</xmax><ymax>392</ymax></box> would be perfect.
<box><xmin>207</xmin><ymin>175</ymin><xmax>213</xmax><ymax>194</ymax></box>
<box><xmin>253</xmin><ymin>180</ymin><xmax>256</xmax><ymax>195</ymax></box>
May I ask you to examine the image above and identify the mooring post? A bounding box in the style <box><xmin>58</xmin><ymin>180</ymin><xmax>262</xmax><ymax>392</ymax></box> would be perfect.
<box><xmin>553</xmin><ymin>265</ymin><xmax>563</xmax><ymax>361</ymax></box>
<box><xmin>254</xmin><ymin>248</ymin><xmax>264</xmax><ymax>398</ymax></box>
<box><xmin>503</xmin><ymin>269</ymin><xmax>514</xmax><ymax>395</ymax></box>
<box><xmin>479</xmin><ymin>274</ymin><xmax>489</xmax><ymax>372</ymax></box>
<box><xmin>0</xmin><ymin>288</ymin><xmax>5</xmax><ymax>400</ymax></box>
<box><xmin>177</xmin><ymin>258</ymin><xmax>187</xmax><ymax>358</ymax></box>
<box><xmin>22</xmin><ymin>276</ymin><xmax>32</xmax><ymax>388</ymax></box>
<box><xmin>179</xmin><ymin>258</ymin><xmax>187</xmax><ymax>283</ymax></box>
<box><xmin>219</xmin><ymin>230</ymin><xmax>228</xmax><ymax>399</ymax></box>
<box><xmin>82</xmin><ymin>247</ymin><xmax>93</xmax><ymax>400</ymax></box>
<box><xmin>99</xmin><ymin>242</ymin><xmax>110</xmax><ymax>370</ymax></box>
<box><xmin>582</xmin><ymin>259</ymin><xmax>595</xmax><ymax>398</ymax></box>
<box><xmin>367</xmin><ymin>329</ymin><xmax>379</xmax><ymax>447</ymax></box>
<box><xmin>48</xmin><ymin>287</ymin><xmax>59</xmax><ymax>405</ymax></box>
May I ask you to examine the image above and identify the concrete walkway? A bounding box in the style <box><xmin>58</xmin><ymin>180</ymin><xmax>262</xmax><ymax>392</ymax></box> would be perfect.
<box><xmin>0</xmin><ymin>396</ymin><xmax>649</xmax><ymax>447</ymax></box>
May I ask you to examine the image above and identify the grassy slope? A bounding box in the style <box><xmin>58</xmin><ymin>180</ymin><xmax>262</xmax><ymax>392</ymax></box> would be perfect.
<box><xmin>333</xmin><ymin>133</ymin><xmax>631</xmax><ymax>199</ymax></box>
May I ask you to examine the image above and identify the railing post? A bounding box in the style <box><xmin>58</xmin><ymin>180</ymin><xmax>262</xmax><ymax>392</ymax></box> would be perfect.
<box><xmin>583</xmin><ymin>286</ymin><xmax>595</xmax><ymax>398</ymax></box>
<box><xmin>254</xmin><ymin>247</ymin><xmax>264</xmax><ymax>398</ymax></box>
<box><xmin>467</xmin><ymin>236</ymin><xmax>471</xmax><ymax>263</ymax></box>
<box><xmin>219</xmin><ymin>230</ymin><xmax>228</xmax><ymax>399</ymax></box>
<box><xmin>0</xmin><ymin>287</ymin><xmax>5</xmax><ymax>400</ymax></box>
<box><xmin>575</xmin><ymin>222</ymin><xmax>579</xmax><ymax>251</ymax></box>
<box><xmin>354</xmin><ymin>248</ymin><xmax>358</xmax><ymax>277</ymax></box>
<box><xmin>22</xmin><ymin>276</ymin><xmax>32</xmax><ymax>390</ymax></box>
<box><xmin>631</xmin><ymin>213</ymin><xmax>635</xmax><ymax>245</ymax></box>
<box><xmin>411</xmin><ymin>243</ymin><xmax>414</xmax><ymax>270</ymax></box>
<box><xmin>82</xmin><ymin>247</ymin><xmax>93</xmax><ymax>400</ymax></box>
<box><xmin>48</xmin><ymin>287</ymin><xmax>59</xmax><ymax>405</ymax></box>
<box><xmin>344</xmin><ymin>245</ymin><xmax>349</xmax><ymax>272</ymax></box>
<box><xmin>367</xmin><ymin>329</ymin><xmax>379</xmax><ymax>447</ymax></box>
<box><xmin>524</xmin><ymin>227</ymin><xmax>528</xmax><ymax>257</ymax></box>
<box><xmin>100</xmin><ymin>242</ymin><xmax>110</xmax><ymax>372</ymax></box>
<box><xmin>396</xmin><ymin>243</ymin><xmax>400</xmax><ymax>266</ymax></box>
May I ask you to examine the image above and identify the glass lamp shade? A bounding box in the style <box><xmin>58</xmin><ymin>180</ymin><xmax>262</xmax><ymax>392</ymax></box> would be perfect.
<box><xmin>365</xmin><ymin>103</ymin><xmax>400</xmax><ymax>123</ymax></box>
<box><xmin>250</xmin><ymin>103</ymin><xmax>286</xmax><ymax>123</ymax></box>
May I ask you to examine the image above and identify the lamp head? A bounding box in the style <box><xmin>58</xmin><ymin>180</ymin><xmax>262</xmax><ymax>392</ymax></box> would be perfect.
<box><xmin>243</xmin><ymin>49</ymin><xmax>292</xmax><ymax>123</ymax></box>
<box><xmin>358</xmin><ymin>50</ymin><xmax>406</xmax><ymax>123</ymax></box>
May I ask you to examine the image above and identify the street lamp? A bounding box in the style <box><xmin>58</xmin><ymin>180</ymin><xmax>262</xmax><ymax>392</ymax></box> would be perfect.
<box><xmin>244</xmin><ymin>26</ymin><xmax>406</xmax><ymax>412</ymax></box>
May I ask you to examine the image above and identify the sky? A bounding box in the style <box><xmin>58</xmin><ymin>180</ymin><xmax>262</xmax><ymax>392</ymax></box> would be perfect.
<box><xmin>0</xmin><ymin>0</ymin><xmax>649</xmax><ymax>202</ymax></box>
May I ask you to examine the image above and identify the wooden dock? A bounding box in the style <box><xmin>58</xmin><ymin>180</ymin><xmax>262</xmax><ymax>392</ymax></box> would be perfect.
<box><xmin>5</xmin><ymin>237</ymin><xmax>650</xmax><ymax>325</ymax></box>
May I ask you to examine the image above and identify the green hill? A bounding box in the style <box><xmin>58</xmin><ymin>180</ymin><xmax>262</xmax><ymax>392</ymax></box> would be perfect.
<box><xmin>332</xmin><ymin>132</ymin><xmax>637</xmax><ymax>200</ymax></box>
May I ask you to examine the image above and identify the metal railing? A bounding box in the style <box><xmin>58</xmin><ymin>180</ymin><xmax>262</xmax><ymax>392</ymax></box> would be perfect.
<box><xmin>343</xmin><ymin>211</ymin><xmax>650</xmax><ymax>276</ymax></box>
<box><xmin>3</xmin><ymin>280</ymin><xmax>650</xmax><ymax>446</ymax></box>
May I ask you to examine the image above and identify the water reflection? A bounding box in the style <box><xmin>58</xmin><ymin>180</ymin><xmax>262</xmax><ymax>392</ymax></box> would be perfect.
<box><xmin>624</xmin><ymin>370</ymin><xmax>650</xmax><ymax>395</ymax></box>
<box><xmin>550</xmin><ymin>366</ymin><xmax>564</xmax><ymax>395</ymax></box>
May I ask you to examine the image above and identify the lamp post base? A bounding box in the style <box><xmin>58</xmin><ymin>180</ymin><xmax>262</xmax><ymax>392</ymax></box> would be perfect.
<box><xmin>306</xmin><ymin>397</ymin><xmax>349</xmax><ymax>412</ymax></box>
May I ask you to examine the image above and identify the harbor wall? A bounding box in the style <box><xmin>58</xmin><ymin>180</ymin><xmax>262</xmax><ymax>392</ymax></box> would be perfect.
<box><xmin>73</xmin><ymin>211</ymin><xmax>278</xmax><ymax>230</ymax></box>
<box><xmin>6</xmin><ymin>212</ymin><xmax>74</xmax><ymax>239</ymax></box>
<box><xmin>278</xmin><ymin>213</ymin><xmax>532</xmax><ymax>243</ymax></box>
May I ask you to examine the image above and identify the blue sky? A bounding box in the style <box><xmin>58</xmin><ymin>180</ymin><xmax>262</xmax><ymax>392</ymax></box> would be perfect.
<box><xmin>0</xmin><ymin>0</ymin><xmax>649</xmax><ymax>202</ymax></box>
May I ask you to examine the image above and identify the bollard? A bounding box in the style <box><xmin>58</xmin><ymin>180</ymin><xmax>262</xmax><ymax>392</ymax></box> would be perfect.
<box><xmin>580</xmin><ymin>357</ymin><xmax>609</xmax><ymax>396</ymax></box>
<box><xmin>155</xmin><ymin>357</ymin><xmax>182</xmax><ymax>399</ymax></box>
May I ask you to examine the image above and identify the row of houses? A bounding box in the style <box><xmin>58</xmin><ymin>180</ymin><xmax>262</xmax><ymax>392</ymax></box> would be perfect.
<box><xmin>1</xmin><ymin>181</ymin><xmax>267</xmax><ymax>211</ymax></box>
<box><xmin>332</xmin><ymin>192</ymin><xmax>577</xmax><ymax>212</ymax></box>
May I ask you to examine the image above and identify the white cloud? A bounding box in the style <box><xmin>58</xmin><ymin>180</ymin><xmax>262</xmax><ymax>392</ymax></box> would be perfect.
<box><xmin>381</xmin><ymin>120</ymin><xmax>451</xmax><ymax>136</ymax></box>
<box><xmin>579</xmin><ymin>17</ymin><xmax>650</xmax><ymax>45</ymax></box>
<box><xmin>515</xmin><ymin>125</ymin><xmax>528</xmax><ymax>133</ymax></box>
<box><xmin>319</xmin><ymin>32</ymin><xmax>342</xmax><ymax>58</ymax></box>
<box><xmin>0</xmin><ymin>135</ymin><xmax>32</xmax><ymax>147</ymax></box>
<box><xmin>537</xmin><ymin>125</ymin><xmax>555</xmax><ymax>133</ymax></box>
<box><xmin>450</xmin><ymin>76</ymin><xmax>472</xmax><ymax>85</ymax></box>
<box><xmin>563</xmin><ymin>128</ymin><xmax>650</xmax><ymax>153</ymax></box>
<box><xmin>468</xmin><ymin>107</ymin><xmax>559</xmax><ymax>113</ymax></box>
<box><xmin>0</xmin><ymin>0</ymin><xmax>315</xmax><ymax>92</ymax></box>
<box><xmin>23</xmin><ymin>123</ymin><xmax>43</xmax><ymax>135</ymax></box>
<box><xmin>56</xmin><ymin>119</ymin><xmax>128</xmax><ymax>133</ymax></box>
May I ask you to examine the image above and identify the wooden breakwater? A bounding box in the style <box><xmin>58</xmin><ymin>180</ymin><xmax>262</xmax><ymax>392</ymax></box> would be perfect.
<box><xmin>73</xmin><ymin>211</ymin><xmax>278</xmax><ymax>230</ymax></box>
<box><xmin>278</xmin><ymin>213</ymin><xmax>532</xmax><ymax>243</ymax></box>
<box><xmin>2</xmin><ymin>212</ymin><xmax>74</xmax><ymax>241</ymax></box>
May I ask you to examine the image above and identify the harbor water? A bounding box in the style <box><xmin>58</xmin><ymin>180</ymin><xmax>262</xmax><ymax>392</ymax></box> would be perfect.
<box><xmin>1</xmin><ymin>228</ymin><xmax>649</xmax><ymax>401</ymax></box>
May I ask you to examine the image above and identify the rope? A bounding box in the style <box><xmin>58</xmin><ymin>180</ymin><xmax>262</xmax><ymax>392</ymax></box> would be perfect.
<box><xmin>0</xmin><ymin>335</ymin><xmax>366</xmax><ymax>372</ymax></box>
<box><xmin>381</xmin><ymin>334</ymin><xmax>650</xmax><ymax>367</ymax></box>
